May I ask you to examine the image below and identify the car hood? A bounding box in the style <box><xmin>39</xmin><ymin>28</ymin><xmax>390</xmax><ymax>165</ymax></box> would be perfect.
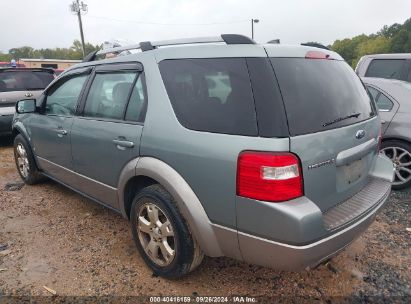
<box><xmin>0</xmin><ymin>90</ymin><xmax>43</xmax><ymax>106</ymax></box>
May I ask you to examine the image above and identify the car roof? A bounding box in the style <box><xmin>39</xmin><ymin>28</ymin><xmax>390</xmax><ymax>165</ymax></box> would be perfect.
<box><xmin>65</xmin><ymin>42</ymin><xmax>343</xmax><ymax>74</ymax></box>
<box><xmin>360</xmin><ymin>53</ymin><xmax>411</xmax><ymax>59</ymax></box>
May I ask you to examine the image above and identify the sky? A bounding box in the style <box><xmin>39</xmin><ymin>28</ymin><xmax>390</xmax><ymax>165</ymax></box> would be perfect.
<box><xmin>1</xmin><ymin>0</ymin><xmax>410</xmax><ymax>52</ymax></box>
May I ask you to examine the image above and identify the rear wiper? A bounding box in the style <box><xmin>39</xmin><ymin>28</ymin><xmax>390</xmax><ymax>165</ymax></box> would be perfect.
<box><xmin>323</xmin><ymin>112</ymin><xmax>361</xmax><ymax>127</ymax></box>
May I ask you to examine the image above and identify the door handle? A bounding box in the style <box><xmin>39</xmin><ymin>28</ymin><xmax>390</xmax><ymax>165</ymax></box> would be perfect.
<box><xmin>113</xmin><ymin>139</ymin><xmax>134</xmax><ymax>149</ymax></box>
<box><xmin>56</xmin><ymin>129</ymin><xmax>68</xmax><ymax>137</ymax></box>
<box><xmin>381</xmin><ymin>120</ymin><xmax>386</xmax><ymax>125</ymax></box>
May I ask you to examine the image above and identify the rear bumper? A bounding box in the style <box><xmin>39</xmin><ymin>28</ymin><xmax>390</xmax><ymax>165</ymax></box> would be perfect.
<box><xmin>238</xmin><ymin>177</ymin><xmax>391</xmax><ymax>270</ymax></box>
<box><xmin>0</xmin><ymin>115</ymin><xmax>13</xmax><ymax>135</ymax></box>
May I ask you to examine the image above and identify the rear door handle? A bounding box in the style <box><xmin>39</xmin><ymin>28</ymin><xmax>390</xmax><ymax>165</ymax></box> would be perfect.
<box><xmin>113</xmin><ymin>139</ymin><xmax>134</xmax><ymax>149</ymax></box>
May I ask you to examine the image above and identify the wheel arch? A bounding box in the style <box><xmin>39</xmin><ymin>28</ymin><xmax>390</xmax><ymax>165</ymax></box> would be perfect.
<box><xmin>117</xmin><ymin>156</ymin><xmax>223</xmax><ymax>257</ymax></box>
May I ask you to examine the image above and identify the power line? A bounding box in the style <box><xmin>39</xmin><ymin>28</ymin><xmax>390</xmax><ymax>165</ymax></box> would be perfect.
<box><xmin>87</xmin><ymin>15</ymin><xmax>249</xmax><ymax>26</ymax></box>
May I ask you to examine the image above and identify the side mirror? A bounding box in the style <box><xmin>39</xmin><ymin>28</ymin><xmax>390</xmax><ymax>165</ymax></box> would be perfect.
<box><xmin>16</xmin><ymin>99</ymin><xmax>36</xmax><ymax>114</ymax></box>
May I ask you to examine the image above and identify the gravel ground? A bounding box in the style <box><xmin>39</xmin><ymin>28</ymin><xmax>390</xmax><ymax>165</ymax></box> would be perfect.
<box><xmin>0</xmin><ymin>137</ymin><xmax>410</xmax><ymax>303</ymax></box>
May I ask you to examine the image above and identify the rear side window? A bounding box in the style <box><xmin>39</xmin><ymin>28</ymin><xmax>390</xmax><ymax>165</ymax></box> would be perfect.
<box><xmin>159</xmin><ymin>58</ymin><xmax>258</xmax><ymax>136</ymax></box>
<box><xmin>271</xmin><ymin>58</ymin><xmax>376</xmax><ymax>136</ymax></box>
<box><xmin>0</xmin><ymin>71</ymin><xmax>54</xmax><ymax>92</ymax></box>
<box><xmin>366</xmin><ymin>86</ymin><xmax>394</xmax><ymax>111</ymax></box>
<box><xmin>365</xmin><ymin>59</ymin><xmax>405</xmax><ymax>80</ymax></box>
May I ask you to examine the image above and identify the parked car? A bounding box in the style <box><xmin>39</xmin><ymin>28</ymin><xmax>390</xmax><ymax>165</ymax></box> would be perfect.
<box><xmin>12</xmin><ymin>35</ymin><xmax>394</xmax><ymax>278</ymax></box>
<box><xmin>0</xmin><ymin>68</ymin><xmax>54</xmax><ymax>136</ymax></box>
<box><xmin>362</xmin><ymin>77</ymin><xmax>411</xmax><ymax>189</ymax></box>
<box><xmin>356</xmin><ymin>53</ymin><xmax>411</xmax><ymax>82</ymax></box>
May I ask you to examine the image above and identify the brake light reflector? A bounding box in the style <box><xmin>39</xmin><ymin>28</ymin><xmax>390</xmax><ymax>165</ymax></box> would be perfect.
<box><xmin>237</xmin><ymin>151</ymin><xmax>303</xmax><ymax>202</ymax></box>
<box><xmin>305</xmin><ymin>51</ymin><xmax>331</xmax><ymax>59</ymax></box>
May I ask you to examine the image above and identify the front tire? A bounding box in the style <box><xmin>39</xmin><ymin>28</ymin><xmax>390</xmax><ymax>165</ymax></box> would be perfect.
<box><xmin>130</xmin><ymin>184</ymin><xmax>203</xmax><ymax>278</ymax></box>
<box><xmin>381</xmin><ymin>140</ymin><xmax>411</xmax><ymax>190</ymax></box>
<box><xmin>13</xmin><ymin>134</ymin><xmax>43</xmax><ymax>185</ymax></box>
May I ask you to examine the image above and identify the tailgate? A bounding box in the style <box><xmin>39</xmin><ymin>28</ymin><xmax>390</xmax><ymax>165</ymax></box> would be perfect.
<box><xmin>270</xmin><ymin>55</ymin><xmax>380</xmax><ymax>212</ymax></box>
<box><xmin>290</xmin><ymin>118</ymin><xmax>379</xmax><ymax>211</ymax></box>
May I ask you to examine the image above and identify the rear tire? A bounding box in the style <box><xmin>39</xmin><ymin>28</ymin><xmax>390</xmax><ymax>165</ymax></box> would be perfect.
<box><xmin>381</xmin><ymin>140</ymin><xmax>411</xmax><ymax>190</ymax></box>
<box><xmin>13</xmin><ymin>134</ymin><xmax>43</xmax><ymax>185</ymax></box>
<box><xmin>130</xmin><ymin>184</ymin><xmax>204</xmax><ymax>278</ymax></box>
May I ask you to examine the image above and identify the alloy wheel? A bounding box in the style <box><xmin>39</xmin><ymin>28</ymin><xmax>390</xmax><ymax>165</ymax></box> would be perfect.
<box><xmin>381</xmin><ymin>146</ymin><xmax>411</xmax><ymax>186</ymax></box>
<box><xmin>137</xmin><ymin>202</ymin><xmax>175</xmax><ymax>266</ymax></box>
<box><xmin>16</xmin><ymin>143</ymin><xmax>29</xmax><ymax>178</ymax></box>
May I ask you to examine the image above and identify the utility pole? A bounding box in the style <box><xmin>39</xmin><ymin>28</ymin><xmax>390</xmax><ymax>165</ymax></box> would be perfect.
<box><xmin>70</xmin><ymin>0</ymin><xmax>88</xmax><ymax>58</ymax></box>
<box><xmin>251</xmin><ymin>18</ymin><xmax>259</xmax><ymax>40</ymax></box>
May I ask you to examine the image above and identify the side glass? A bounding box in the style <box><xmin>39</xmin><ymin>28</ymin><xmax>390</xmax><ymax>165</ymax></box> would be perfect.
<box><xmin>46</xmin><ymin>75</ymin><xmax>88</xmax><ymax>116</ymax></box>
<box><xmin>83</xmin><ymin>72</ymin><xmax>137</xmax><ymax>120</ymax></box>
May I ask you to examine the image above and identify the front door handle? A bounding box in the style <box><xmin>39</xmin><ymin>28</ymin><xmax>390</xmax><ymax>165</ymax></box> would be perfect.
<box><xmin>56</xmin><ymin>129</ymin><xmax>68</xmax><ymax>137</ymax></box>
<box><xmin>113</xmin><ymin>139</ymin><xmax>134</xmax><ymax>149</ymax></box>
<box><xmin>381</xmin><ymin>120</ymin><xmax>386</xmax><ymax>125</ymax></box>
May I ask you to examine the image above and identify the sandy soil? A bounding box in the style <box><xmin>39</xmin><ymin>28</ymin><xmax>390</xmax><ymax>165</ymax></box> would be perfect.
<box><xmin>0</xmin><ymin>137</ymin><xmax>410</xmax><ymax>302</ymax></box>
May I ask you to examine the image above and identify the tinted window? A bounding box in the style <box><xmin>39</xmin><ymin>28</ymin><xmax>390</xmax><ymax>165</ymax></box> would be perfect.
<box><xmin>367</xmin><ymin>86</ymin><xmax>379</xmax><ymax>101</ymax></box>
<box><xmin>46</xmin><ymin>75</ymin><xmax>88</xmax><ymax>116</ymax></box>
<box><xmin>271</xmin><ymin>58</ymin><xmax>375</xmax><ymax>136</ymax></box>
<box><xmin>0</xmin><ymin>71</ymin><xmax>54</xmax><ymax>92</ymax></box>
<box><xmin>365</xmin><ymin>59</ymin><xmax>405</xmax><ymax>80</ymax></box>
<box><xmin>84</xmin><ymin>72</ymin><xmax>137</xmax><ymax>120</ymax></box>
<box><xmin>159</xmin><ymin>58</ymin><xmax>257</xmax><ymax>136</ymax></box>
<box><xmin>376</xmin><ymin>93</ymin><xmax>394</xmax><ymax>111</ymax></box>
<box><xmin>125</xmin><ymin>75</ymin><xmax>147</xmax><ymax>122</ymax></box>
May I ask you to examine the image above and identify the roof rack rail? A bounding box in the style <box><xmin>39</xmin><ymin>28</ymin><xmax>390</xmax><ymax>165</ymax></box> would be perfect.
<box><xmin>84</xmin><ymin>34</ymin><xmax>255</xmax><ymax>62</ymax></box>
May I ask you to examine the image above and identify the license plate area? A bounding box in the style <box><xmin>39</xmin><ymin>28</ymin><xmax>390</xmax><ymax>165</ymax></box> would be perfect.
<box><xmin>342</xmin><ymin>159</ymin><xmax>364</xmax><ymax>184</ymax></box>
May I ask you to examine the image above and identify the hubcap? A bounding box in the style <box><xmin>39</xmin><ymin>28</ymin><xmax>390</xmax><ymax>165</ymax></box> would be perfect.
<box><xmin>136</xmin><ymin>202</ymin><xmax>175</xmax><ymax>266</ymax></box>
<box><xmin>381</xmin><ymin>146</ymin><xmax>411</xmax><ymax>186</ymax></box>
<box><xmin>16</xmin><ymin>143</ymin><xmax>29</xmax><ymax>178</ymax></box>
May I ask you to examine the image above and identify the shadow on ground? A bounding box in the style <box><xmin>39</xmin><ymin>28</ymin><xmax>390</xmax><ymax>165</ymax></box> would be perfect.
<box><xmin>0</xmin><ymin>136</ymin><xmax>13</xmax><ymax>147</ymax></box>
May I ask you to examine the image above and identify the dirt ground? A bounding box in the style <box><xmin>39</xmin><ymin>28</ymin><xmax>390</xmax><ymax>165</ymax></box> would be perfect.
<box><xmin>0</xmin><ymin>137</ymin><xmax>410</xmax><ymax>303</ymax></box>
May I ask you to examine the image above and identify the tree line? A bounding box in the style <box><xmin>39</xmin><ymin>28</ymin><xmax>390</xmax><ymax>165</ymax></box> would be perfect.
<box><xmin>1</xmin><ymin>17</ymin><xmax>411</xmax><ymax>67</ymax></box>
<box><xmin>0</xmin><ymin>40</ymin><xmax>100</xmax><ymax>62</ymax></box>
<box><xmin>331</xmin><ymin>17</ymin><xmax>411</xmax><ymax>68</ymax></box>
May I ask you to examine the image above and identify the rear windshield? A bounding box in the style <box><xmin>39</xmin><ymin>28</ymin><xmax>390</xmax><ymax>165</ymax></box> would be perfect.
<box><xmin>365</xmin><ymin>59</ymin><xmax>405</xmax><ymax>80</ymax></box>
<box><xmin>159</xmin><ymin>58</ymin><xmax>258</xmax><ymax>136</ymax></box>
<box><xmin>271</xmin><ymin>58</ymin><xmax>376</xmax><ymax>136</ymax></box>
<box><xmin>0</xmin><ymin>71</ymin><xmax>54</xmax><ymax>92</ymax></box>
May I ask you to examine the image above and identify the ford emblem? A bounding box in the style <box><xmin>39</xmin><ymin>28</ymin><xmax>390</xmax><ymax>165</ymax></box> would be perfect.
<box><xmin>355</xmin><ymin>130</ymin><xmax>365</xmax><ymax>139</ymax></box>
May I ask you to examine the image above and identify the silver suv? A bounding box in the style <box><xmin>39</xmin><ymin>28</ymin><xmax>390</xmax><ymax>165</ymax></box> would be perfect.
<box><xmin>12</xmin><ymin>35</ymin><xmax>394</xmax><ymax>278</ymax></box>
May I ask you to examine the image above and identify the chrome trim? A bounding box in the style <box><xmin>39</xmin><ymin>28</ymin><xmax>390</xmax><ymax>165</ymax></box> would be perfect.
<box><xmin>335</xmin><ymin>138</ymin><xmax>376</xmax><ymax>166</ymax></box>
<box><xmin>37</xmin><ymin>157</ymin><xmax>118</xmax><ymax>209</ymax></box>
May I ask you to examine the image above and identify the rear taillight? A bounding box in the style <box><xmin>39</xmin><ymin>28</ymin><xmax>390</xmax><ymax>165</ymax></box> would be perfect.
<box><xmin>237</xmin><ymin>151</ymin><xmax>303</xmax><ymax>202</ymax></box>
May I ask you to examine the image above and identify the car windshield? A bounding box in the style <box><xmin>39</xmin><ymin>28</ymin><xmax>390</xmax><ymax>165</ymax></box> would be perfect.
<box><xmin>0</xmin><ymin>70</ymin><xmax>54</xmax><ymax>92</ymax></box>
